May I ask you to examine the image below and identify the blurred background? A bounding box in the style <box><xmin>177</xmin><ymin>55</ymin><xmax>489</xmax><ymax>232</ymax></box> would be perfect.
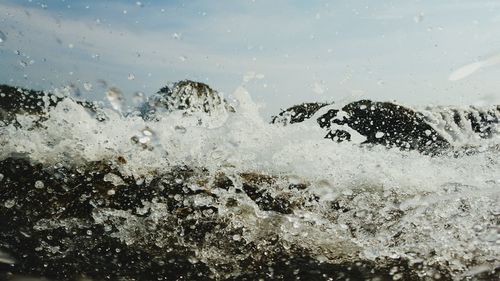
<box><xmin>1</xmin><ymin>0</ymin><xmax>500</xmax><ymax>117</ymax></box>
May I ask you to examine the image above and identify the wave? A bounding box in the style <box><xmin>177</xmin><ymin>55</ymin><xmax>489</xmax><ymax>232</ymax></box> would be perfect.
<box><xmin>0</xmin><ymin>81</ymin><xmax>499</xmax><ymax>280</ymax></box>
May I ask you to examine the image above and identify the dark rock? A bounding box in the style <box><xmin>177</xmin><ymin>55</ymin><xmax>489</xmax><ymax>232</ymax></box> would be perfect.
<box><xmin>325</xmin><ymin>100</ymin><xmax>450</xmax><ymax>153</ymax></box>
<box><xmin>273</xmin><ymin>99</ymin><xmax>500</xmax><ymax>154</ymax></box>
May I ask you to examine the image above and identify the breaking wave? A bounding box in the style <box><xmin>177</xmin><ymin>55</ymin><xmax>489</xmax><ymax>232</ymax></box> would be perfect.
<box><xmin>0</xmin><ymin>81</ymin><xmax>499</xmax><ymax>280</ymax></box>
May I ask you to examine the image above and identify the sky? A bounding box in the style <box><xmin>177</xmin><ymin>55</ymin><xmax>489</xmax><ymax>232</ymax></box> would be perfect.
<box><xmin>1</xmin><ymin>0</ymin><xmax>500</xmax><ymax>117</ymax></box>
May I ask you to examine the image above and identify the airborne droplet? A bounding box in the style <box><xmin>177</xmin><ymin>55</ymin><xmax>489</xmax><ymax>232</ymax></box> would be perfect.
<box><xmin>0</xmin><ymin>30</ymin><xmax>6</xmax><ymax>44</ymax></box>
<box><xmin>83</xmin><ymin>82</ymin><xmax>93</xmax><ymax>91</ymax></box>
<box><xmin>35</xmin><ymin>180</ymin><xmax>44</xmax><ymax>189</ymax></box>
<box><xmin>106</xmin><ymin>87</ymin><xmax>125</xmax><ymax>112</ymax></box>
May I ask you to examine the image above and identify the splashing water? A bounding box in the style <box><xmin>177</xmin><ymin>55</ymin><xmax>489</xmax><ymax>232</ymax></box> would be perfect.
<box><xmin>0</xmin><ymin>83</ymin><xmax>499</xmax><ymax>280</ymax></box>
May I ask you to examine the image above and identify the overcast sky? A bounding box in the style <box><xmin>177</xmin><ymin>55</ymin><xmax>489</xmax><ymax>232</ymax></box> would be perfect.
<box><xmin>1</xmin><ymin>0</ymin><xmax>500</xmax><ymax>117</ymax></box>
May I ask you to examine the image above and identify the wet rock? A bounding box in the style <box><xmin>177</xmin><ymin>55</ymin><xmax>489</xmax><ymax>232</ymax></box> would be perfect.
<box><xmin>141</xmin><ymin>80</ymin><xmax>235</xmax><ymax>120</ymax></box>
<box><xmin>324</xmin><ymin>100</ymin><xmax>450</xmax><ymax>153</ymax></box>
<box><xmin>0</xmin><ymin>85</ymin><xmax>106</xmax><ymax>126</ymax></box>
<box><xmin>273</xmin><ymin>99</ymin><xmax>500</xmax><ymax>154</ymax></box>
<box><xmin>271</xmin><ymin>102</ymin><xmax>329</xmax><ymax>125</ymax></box>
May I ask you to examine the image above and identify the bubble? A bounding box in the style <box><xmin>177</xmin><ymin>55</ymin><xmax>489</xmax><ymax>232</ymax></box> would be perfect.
<box><xmin>35</xmin><ymin>180</ymin><xmax>44</xmax><ymax>189</ymax></box>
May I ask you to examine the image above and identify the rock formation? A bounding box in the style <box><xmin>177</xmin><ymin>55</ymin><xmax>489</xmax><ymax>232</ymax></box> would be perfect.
<box><xmin>272</xmin><ymin>100</ymin><xmax>500</xmax><ymax>154</ymax></box>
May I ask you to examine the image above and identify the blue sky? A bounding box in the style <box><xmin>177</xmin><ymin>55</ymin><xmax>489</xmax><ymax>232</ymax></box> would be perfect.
<box><xmin>1</xmin><ymin>0</ymin><xmax>500</xmax><ymax>116</ymax></box>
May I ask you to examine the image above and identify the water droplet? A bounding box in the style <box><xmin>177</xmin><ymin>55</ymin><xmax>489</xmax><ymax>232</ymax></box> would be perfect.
<box><xmin>106</xmin><ymin>87</ymin><xmax>125</xmax><ymax>112</ymax></box>
<box><xmin>138</xmin><ymin>136</ymin><xmax>150</xmax><ymax>144</ymax></box>
<box><xmin>35</xmin><ymin>180</ymin><xmax>44</xmax><ymax>189</ymax></box>
<box><xmin>0</xmin><ymin>251</ymin><xmax>16</xmax><ymax>264</ymax></box>
<box><xmin>132</xmin><ymin>91</ymin><xmax>144</xmax><ymax>105</ymax></box>
<box><xmin>136</xmin><ymin>1</ymin><xmax>144</xmax><ymax>7</ymax></box>
<box><xmin>142</xmin><ymin>128</ymin><xmax>153</xmax><ymax>136</ymax></box>
<box><xmin>375</xmin><ymin>132</ymin><xmax>385</xmax><ymax>138</ymax></box>
<box><xmin>0</xmin><ymin>31</ymin><xmax>6</xmax><ymax>44</ymax></box>
<box><xmin>127</xmin><ymin>73</ymin><xmax>135</xmax><ymax>80</ymax></box>
<box><xmin>0</xmin><ymin>173</ymin><xmax>4</xmax><ymax>181</ymax></box>
<box><xmin>68</xmin><ymin>43</ymin><xmax>74</xmax><ymax>49</ymax></box>
<box><xmin>414</xmin><ymin>12</ymin><xmax>424</xmax><ymax>23</ymax></box>
<box><xmin>86</xmin><ymin>230</ymin><xmax>93</xmax><ymax>236</ymax></box>
<box><xmin>4</xmin><ymin>199</ymin><xmax>15</xmax><ymax>209</ymax></box>
<box><xmin>174</xmin><ymin>125</ymin><xmax>187</xmax><ymax>134</ymax></box>
<box><xmin>83</xmin><ymin>82</ymin><xmax>93</xmax><ymax>91</ymax></box>
<box><xmin>179</xmin><ymin>55</ymin><xmax>187</xmax><ymax>61</ymax></box>
<box><xmin>232</xmin><ymin>234</ymin><xmax>241</xmax><ymax>241</ymax></box>
<box><xmin>107</xmin><ymin>189</ymin><xmax>116</xmax><ymax>196</ymax></box>
<box><xmin>123</xmin><ymin>10</ymin><xmax>128</xmax><ymax>14</ymax></box>
<box><xmin>103</xmin><ymin>173</ymin><xmax>125</xmax><ymax>186</ymax></box>
<box><xmin>19</xmin><ymin>61</ymin><xmax>27</xmax><ymax>68</ymax></box>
